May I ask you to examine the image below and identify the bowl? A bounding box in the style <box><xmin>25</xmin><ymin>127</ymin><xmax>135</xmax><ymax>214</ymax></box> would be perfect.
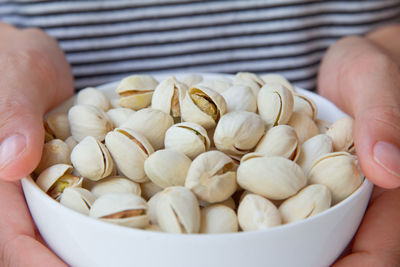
<box><xmin>22</xmin><ymin>73</ymin><xmax>373</xmax><ymax>267</ymax></box>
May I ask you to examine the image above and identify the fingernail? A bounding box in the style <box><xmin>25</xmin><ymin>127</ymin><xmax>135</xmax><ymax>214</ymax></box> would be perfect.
<box><xmin>373</xmin><ymin>141</ymin><xmax>400</xmax><ymax>178</ymax></box>
<box><xmin>0</xmin><ymin>133</ymin><xmax>26</xmax><ymax>170</ymax></box>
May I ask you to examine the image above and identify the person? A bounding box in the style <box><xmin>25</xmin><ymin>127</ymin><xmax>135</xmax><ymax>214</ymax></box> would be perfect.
<box><xmin>0</xmin><ymin>1</ymin><xmax>399</xmax><ymax>266</ymax></box>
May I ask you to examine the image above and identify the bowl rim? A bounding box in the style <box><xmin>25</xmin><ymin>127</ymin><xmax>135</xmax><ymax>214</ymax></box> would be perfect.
<box><xmin>22</xmin><ymin>73</ymin><xmax>374</xmax><ymax>239</ymax></box>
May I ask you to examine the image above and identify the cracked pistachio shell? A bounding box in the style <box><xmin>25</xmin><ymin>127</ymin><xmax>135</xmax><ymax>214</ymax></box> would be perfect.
<box><xmin>255</xmin><ymin>125</ymin><xmax>300</xmax><ymax>161</ymax></box>
<box><xmin>260</xmin><ymin>73</ymin><xmax>296</xmax><ymax>93</ymax></box>
<box><xmin>116</xmin><ymin>75</ymin><xmax>158</xmax><ymax>110</ymax></box>
<box><xmin>70</xmin><ymin>136</ymin><xmax>114</xmax><ymax>181</ymax></box>
<box><xmin>164</xmin><ymin>122</ymin><xmax>210</xmax><ymax>159</ymax></box>
<box><xmin>106</xmin><ymin>108</ymin><xmax>135</xmax><ymax>128</ymax></box>
<box><xmin>200</xmin><ymin>204</ymin><xmax>238</xmax><ymax>234</ymax></box>
<box><xmin>121</xmin><ymin>108</ymin><xmax>173</xmax><ymax>150</ymax></box>
<box><xmin>197</xmin><ymin>78</ymin><xmax>232</xmax><ymax>94</ymax></box>
<box><xmin>34</xmin><ymin>139</ymin><xmax>71</xmax><ymax>175</ymax></box>
<box><xmin>297</xmin><ymin>134</ymin><xmax>333</xmax><ymax>175</ymax></box>
<box><xmin>316</xmin><ymin>119</ymin><xmax>332</xmax><ymax>134</ymax></box>
<box><xmin>156</xmin><ymin>186</ymin><xmax>200</xmax><ymax>234</ymax></box>
<box><xmin>36</xmin><ymin>164</ymin><xmax>82</xmax><ymax>199</ymax></box>
<box><xmin>279</xmin><ymin>184</ymin><xmax>332</xmax><ymax>224</ymax></box>
<box><xmin>181</xmin><ymin>74</ymin><xmax>203</xmax><ymax>87</ymax></box>
<box><xmin>214</xmin><ymin>111</ymin><xmax>265</xmax><ymax>156</ymax></box>
<box><xmin>77</xmin><ymin>87</ymin><xmax>111</xmax><ymax>111</ymax></box>
<box><xmin>257</xmin><ymin>83</ymin><xmax>294</xmax><ymax>127</ymax></box>
<box><xmin>232</xmin><ymin>77</ymin><xmax>261</xmax><ymax>97</ymax></box>
<box><xmin>105</xmin><ymin>127</ymin><xmax>154</xmax><ymax>183</ymax></box>
<box><xmin>308</xmin><ymin>152</ymin><xmax>363</xmax><ymax>204</ymax></box>
<box><xmin>221</xmin><ymin>85</ymin><xmax>257</xmax><ymax>113</ymax></box>
<box><xmin>181</xmin><ymin>85</ymin><xmax>227</xmax><ymax>129</ymax></box>
<box><xmin>199</xmin><ymin>197</ymin><xmax>236</xmax><ymax>210</ymax></box>
<box><xmin>148</xmin><ymin>191</ymin><xmax>162</xmax><ymax>225</ymax></box>
<box><xmin>238</xmin><ymin>193</ymin><xmax>282</xmax><ymax>231</ymax></box>
<box><xmin>68</xmin><ymin>104</ymin><xmax>114</xmax><ymax>142</ymax></box>
<box><xmin>65</xmin><ymin>136</ymin><xmax>78</xmax><ymax>151</ymax></box>
<box><xmin>235</xmin><ymin>72</ymin><xmax>264</xmax><ymax>88</ymax></box>
<box><xmin>185</xmin><ymin>151</ymin><xmax>237</xmax><ymax>203</ymax></box>
<box><xmin>90</xmin><ymin>176</ymin><xmax>141</xmax><ymax>198</ymax></box>
<box><xmin>237</xmin><ymin>156</ymin><xmax>306</xmax><ymax>200</ymax></box>
<box><xmin>326</xmin><ymin>117</ymin><xmax>355</xmax><ymax>153</ymax></box>
<box><xmin>293</xmin><ymin>94</ymin><xmax>317</xmax><ymax>120</ymax></box>
<box><xmin>140</xmin><ymin>181</ymin><xmax>163</xmax><ymax>200</ymax></box>
<box><xmin>90</xmin><ymin>193</ymin><xmax>150</xmax><ymax>228</ymax></box>
<box><xmin>144</xmin><ymin>149</ymin><xmax>191</xmax><ymax>188</ymax></box>
<box><xmin>287</xmin><ymin>111</ymin><xmax>319</xmax><ymax>143</ymax></box>
<box><xmin>44</xmin><ymin>112</ymin><xmax>71</xmax><ymax>141</ymax></box>
<box><xmin>60</xmin><ymin>187</ymin><xmax>96</xmax><ymax>215</ymax></box>
<box><xmin>151</xmin><ymin>76</ymin><xmax>188</xmax><ymax>120</ymax></box>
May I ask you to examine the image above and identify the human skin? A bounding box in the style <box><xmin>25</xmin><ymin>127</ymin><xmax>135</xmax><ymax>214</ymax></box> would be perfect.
<box><xmin>0</xmin><ymin>21</ymin><xmax>399</xmax><ymax>266</ymax></box>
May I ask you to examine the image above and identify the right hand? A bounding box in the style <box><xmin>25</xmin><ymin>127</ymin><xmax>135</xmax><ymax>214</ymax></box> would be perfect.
<box><xmin>0</xmin><ymin>22</ymin><xmax>73</xmax><ymax>266</ymax></box>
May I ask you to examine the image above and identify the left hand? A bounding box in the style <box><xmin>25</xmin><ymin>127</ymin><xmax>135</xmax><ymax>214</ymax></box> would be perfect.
<box><xmin>317</xmin><ymin>24</ymin><xmax>400</xmax><ymax>265</ymax></box>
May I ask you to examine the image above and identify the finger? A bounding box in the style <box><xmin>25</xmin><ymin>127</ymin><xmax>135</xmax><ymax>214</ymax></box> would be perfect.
<box><xmin>0</xmin><ymin>180</ymin><xmax>67</xmax><ymax>266</ymax></box>
<box><xmin>333</xmin><ymin>188</ymin><xmax>400</xmax><ymax>266</ymax></box>
<box><xmin>318</xmin><ymin>36</ymin><xmax>400</xmax><ymax>188</ymax></box>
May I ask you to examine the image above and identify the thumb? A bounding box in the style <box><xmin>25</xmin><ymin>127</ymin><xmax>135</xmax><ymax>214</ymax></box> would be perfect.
<box><xmin>0</xmin><ymin>27</ymin><xmax>74</xmax><ymax>181</ymax></box>
<box><xmin>318</xmin><ymin>36</ymin><xmax>400</xmax><ymax>189</ymax></box>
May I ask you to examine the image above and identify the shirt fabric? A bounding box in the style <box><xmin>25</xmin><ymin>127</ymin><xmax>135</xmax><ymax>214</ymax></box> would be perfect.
<box><xmin>1</xmin><ymin>0</ymin><xmax>399</xmax><ymax>90</ymax></box>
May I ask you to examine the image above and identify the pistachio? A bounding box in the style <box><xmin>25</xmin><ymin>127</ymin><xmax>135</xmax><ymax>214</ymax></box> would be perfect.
<box><xmin>315</xmin><ymin>119</ymin><xmax>332</xmax><ymax>134</ymax></box>
<box><xmin>34</xmin><ymin>139</ymin><xmax>71</xmax><ymax>175</ymax></box>
<box><xmin>44</xmin><ymin>112</ymin><xmax>71</xmax><ymax>141</ymax></box>
<box><xmin>200</xmin><ymin>204</ymin><xmax>238</xmax><ymax>234</ymax></box>
<box><xmin>60</xmin><ymin>187</ymin><xmax>96</xmax><ymax>215</ymax></box>
<box><xmin>237</xmin><ymin>193</ymin><xmax>281</xmax><ymax>231</ymax></box>
<box><xmin>260</xmin><ymin>73</ymin><xmax>296</xmax><ymax>93</ymax></box>
<box><xmin>214</xmin><ymin>111</ymin><xmax>265</xmax><ymax>156</ymax></box>
<box><xmin>156</xmin><ymin>186</ymin><xmax>201</xmax><ymax>234</ymax></box>
<box><xmin>287</xmin><ymin>111</ymin><xmax>319</xmax><ymax>143</ymax></box>
<box><xmin>221</xmin><ymin>85</ymin><xmax>257</xmax><ymax>113</ymax></box>
<box><xmin>185</xmin><ymin>151</ymin><xmax>236</xmax><ymax>203</ymax></box>
<box><xmin>326</xmin><ymin>117</ymin><xmax>355</xmax><ymax>153</ymax></box>
<box><xmin>90</xmin><ymin>176</ymin><xmax>141</xmax><ymax>198</ymax></box>
<box><xmin>293</xmin><ymin>94</ymin><xmax>317</xmax><ymax>120</ymax></box>
<box><xmin>140</xmin><ymin>181</ymin><xmax>163</xmax><ymax>201</ymax></box>
<box><xmin>116</xmin><ymin>75</ymin><xmax>159</xmax><ymax>110</ymax></box>
<box><xmin>181</xmin><ymin>74</ymin><xmax>203</xmax><ymax>88</ymax></box>
<box><xmin>197</xmin><ymin>78</ymin><xmax>232</xmax><ymax>94</ymax></box>
<box><xmin>77</xmin><ymin>87</ymin><xmax>111</xmax><ymax>111</ymax></box>
<box><xmin>106</xmin><ymin>108</ymin><xmax>135</xmax><ymax>128</ymax></box>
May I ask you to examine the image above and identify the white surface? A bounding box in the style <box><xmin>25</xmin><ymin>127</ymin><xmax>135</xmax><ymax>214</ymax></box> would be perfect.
<box><xmin>22</xmin><ymin>74</ymin><xmax>373</xmax><ymax>267</ymax></box>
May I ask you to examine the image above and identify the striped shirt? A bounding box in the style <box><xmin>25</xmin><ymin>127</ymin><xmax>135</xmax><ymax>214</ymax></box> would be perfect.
<box><xmin>1</xmin><ymin>0</ymin><xmax>399</xmax><ymax>90</ymax></box>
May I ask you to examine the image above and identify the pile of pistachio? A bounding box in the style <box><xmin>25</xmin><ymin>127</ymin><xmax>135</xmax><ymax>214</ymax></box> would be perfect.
<box><xmin>34</xmin><ymin>72</ymin><xmax>363</xmax><ymax>234</ymax></box>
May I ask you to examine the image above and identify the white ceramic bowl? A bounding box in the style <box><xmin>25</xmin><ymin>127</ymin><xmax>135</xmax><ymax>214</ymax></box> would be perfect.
<box><xmin>22</xmin><ymin>74</ymin><xmax>373</xmax><ymax>267</ymax></box>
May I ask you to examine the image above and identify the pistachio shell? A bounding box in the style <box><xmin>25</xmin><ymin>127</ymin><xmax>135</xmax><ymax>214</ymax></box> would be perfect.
<box><xmin>156</xmin><ymin>186</ymin><xmax>200</xmax><ymax>233</ymax></box>
<box><xmin>296</xmin><ymin>134</ymin><xmax>333</xmax><ymax>175</ymax></box>
<box><xmin>44</xmin><ymin>112</ymin><xmax>71</xmax><ymax>141</ymax></box>
<box><xmin>255</xmin><ymin>125</ymin><xmax>300</xmax><ymax>161</ymax></box>
<box><xmin>151</xmin><ymin>76</ymin><xmax>188</xmax><ymax>120</ymax></box>
<box><xmin>260</xmin><ymin>73</ymin><xmax>296</xmax><ymax>93</ymax></box>
<box><xmin>199</xmin><ymin>197</ymin><xmax>236</xmax><ymax>210</ymax></box>
<box><xmin>164</xmin><ymin>122</ymin><xmax>210</xmax><ymax>159</ymax></box>
<box><xmin>197</xmin><ymin>78</ymin><xmax>232</xmax><ymax>94</ymax></box>
<box><xmin>70</xmin><ymin>136</ymin><xmax>114</xmax><ymax>181</ymax></box>
<box><xmin>214</xmin><ymin>111</ymin><xmax>265</xmax><ymax>156</ymax></box>
<box><xmin>89</xmin><ymin>193</ymin><xmax>150</xmax><ymax>228</ymax></box>
<box><xmin>237</xmin><ymin>193</ymin><xmax>281</xmax><ymax>231</ymax></box>
<box><xmin>315</xmin><ymin>119</ymin><xmax>332</xmax><ymax>134</ymax></box>
<box><xmin>144</xmin><ymin>149</ymin><xmax>191</xmax><ymax>188</ymax></box>
<box><xmin>200</xmin><ymin>204</ymin><xmax>238</xmax><ymax>234</ymax></box>
<box><xmin>64</xmin><ymin>136</ymin><xmax>78</xmax><ymax>151</ymax></box>
<box><xmin>105</xmin><ymin>127</ymin><xmax>154</xmax><ymax>183</ymax></box>
<box><xmin>257</xmin><ymin>83</ymin><xmax>294</xmax><ymax>127</ymax></box>
<box><xmin>68</xmin><ymin>104</ymin><xmax>114</xmax><ymax>142</ymax></box>
<box><xmin>287</xmin><ymin>111</ymin><xmax>319</xmax><ymax>143</ymax></box>
<box><xmin>308</xmin><ymin>152</ymin><xmax>363</xmax><ymax>204</ymax></box>
<box><xmin>116</xmin><ymin>75</ymin><xmax>158</xmax><ymax>110</ymax></box>
<box><xmin>279</xmin><ymin>184</ymin><xmax>331</xmax><ymax>224</ymax></box>
<box><xmin>34</xmin><ymin>139</ymin><xmax>71</xmax><ymax>175</ymax></box>
<box><xmin>140</xmin><ymin>181</ymin><xmax>163</xmax><ymax>201</ymax></box>
<box><xmin>232</xmin><ymin>77</ymin><xmax>260</xmax><ymax>97</ymax></box>
<box><xmin>106</xmin><ymin>108</ymin><xmax>135</xmax><ymax>128</ymax></box>
<box><xmin>60</xmin><ymin>187</ymin><xmax>96</xmax><ymax>215</ymax></box>
<box><xmin>237</xmin><ymin>156</ymin><xmax>306</xmax><ymax>200</ymax></box>
<box><xmin>221</xmin><ymin>85</ymin><xmax>257</xmax><ymax>113</ymax></box>
<box><xmin>185</xmin><ymin>151</ymin><xmax>237</xmax><ymax>203</ymax></box>
<box><xmin>235</xmin><ymin>72</ymin><xmax>264</xmax><ymax>88</ymax></box>
<box><xmin>121</xmin><ymin>108</ymin><xmax>173</xmax><ymax>150</ymax></box>
<box><xmin>90</xmin><ymin>176</ymin><xmax>141</xmax><ymax>197</ymax></box>
<box><xmin>293</xmin><ymin>94</ymin><xmax>317</xmax><ymax>120</ymax></box>
<box><xmin>326</xmin><ymin>117</ymin><xmax>354</xmax><ymax>152</ymax></box>
<box><xmin>77</xmin><ymin>87</ymin><xmax>111</xmax><ymax>111</ymax></box>
<box><xmin>36</xmin><ymin>164</ymin><xmax>82</xmax><ymax>199</ymax></box>
<box><xmin>181</xmin><ymin>85</ymin><xmax>227</xmax><ymax>129</ymax></box>
<box><xmin>147</xmin><ymin>191</ymin><xmax>162</xmax><ymax>225</ymax></box>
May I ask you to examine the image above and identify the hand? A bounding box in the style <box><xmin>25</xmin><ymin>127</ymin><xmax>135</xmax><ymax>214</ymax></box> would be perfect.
<box><xmin>0</xmin><ymin>22</ymin><xmax>73</xmax><ymax>266</ymax></box>
<box><xmin>317</xmin><ymin>24</ymin><xmax>400</xmax><ymax>265</ymax></box>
